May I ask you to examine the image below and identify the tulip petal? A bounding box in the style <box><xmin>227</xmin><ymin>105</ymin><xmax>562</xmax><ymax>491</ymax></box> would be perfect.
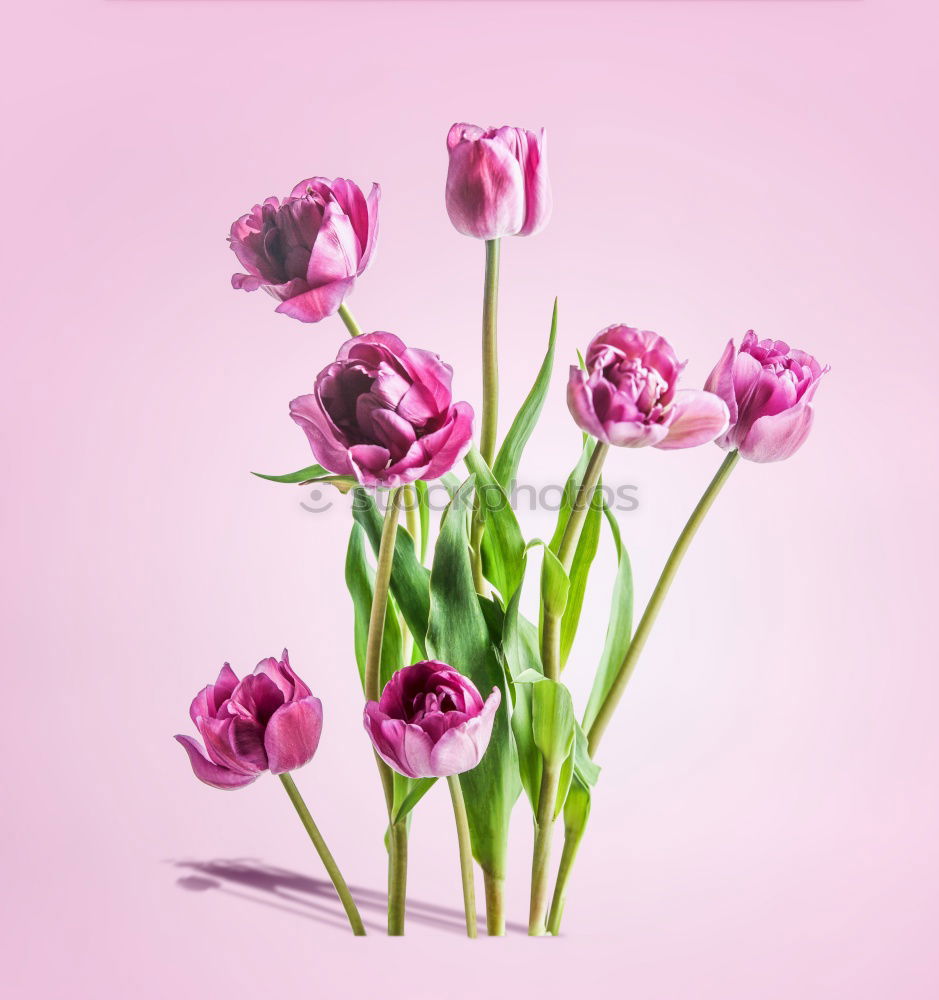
<box><xmin>567</xmin><ymin>367</ymin><xmax>609</xmax><ymax>442</ymax></box>
<box><xmin>420</xmin><ymin>402</ymin><xmax>474</xmax><ymax>481</ymax></box>
<box><xmin>656</xmin><ymin>390</ymin><xmax>730</xmax><ymax>450</ymax></box>
<box><xmin>289</xmin><ymin>393</ymin><xmax>356</xmax><ymax>476</ymax></box>
<box><xmin>190</xmin><ymin>663</ymin><xmax>239</xmax><ymax>726</ymax></box>
<box><xmin>175</xmin><ymin>735</ymin><xmax>259</xmax><ymax>790</ymax></box>
<box><xmin>357</xmin><ymin>183</ymin><xmax>380</xmax><ymax>274</ymax></box>
<box><xmin>738</xmin><ymin>401</ymin><xmax>815</xmax><ymax>463</ymax></box>
<box><xmin>517</xmin><ymin>127</ymin><xmax>552</xmax><ymax>237</ymax></box>
<box><xmin>307</xmin><ymin>202</ymin><xmax>359</xmax><ymax>286</ymax></box>
<box><xmin>265</xmin><ymin>697</ymin><xmax>324</xmax><ymax>774</ymax></box>
<box><xmin>428</xmin><ymin>687</ymin><xmax>501</xmax><ymax>776</ymax></box>
<box><xmin>703</xmin><ymin>339</ymin><xmax>738</xmax><ymax>427</ymax></box>
<box><xmin>275</xmin><ymin>278</ymin><xmax>355</xmax><ymax>323</ymax></box>
<box><xmin>446</xmin><ymin>137</ymin><xmax>525</xmax><ymax>239</ymax></box>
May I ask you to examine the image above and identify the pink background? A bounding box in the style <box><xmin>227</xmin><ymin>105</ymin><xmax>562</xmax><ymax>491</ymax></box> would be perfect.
<box><xmin>4</xmin><ymin>1</ymin><xmax>937</xmax><ymax>996</ymax></box>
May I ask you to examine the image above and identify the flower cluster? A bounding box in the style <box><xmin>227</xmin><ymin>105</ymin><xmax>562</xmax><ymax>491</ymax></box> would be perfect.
<box><xmin>178</xmin><ymin>119</ymin><xmax>828</xmax><ymax>941</ymax></box>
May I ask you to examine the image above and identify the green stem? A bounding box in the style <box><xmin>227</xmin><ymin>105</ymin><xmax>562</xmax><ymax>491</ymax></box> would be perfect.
<box><xmin>337</xmin><ymin>303</ymin><xmax>363</xmax><ymax>338</ymax></box>
<box><xmin>480</xmin><ymin>238</ymin><xmax>501</xmax><ymax>467</ymax></box>
<box><xmin>401</xmin><ymin>484</ymin><xmax>419</xmax><ymax>664</ymax></box>
<box><xmin>541</xmin><ymin>440</ymin><xmax>609</xmax><ymax>682</ymax></box>
<box><xmin>279</xmin><ymin>773</ymin><xmax>366</xmax><ymax>936</ymax></box>
<box><xmin>528</xmin><ymin>764</ymin><xmax>560</xmax><ymax>935</ymax></box>
<box><xmin>483</xmin><ymin>869</ymin><xmax>506</xmax><ymax>936</ymax></box>
<box><xmin>364</xmin><ymin>489</ymin><xmax>402</xmax><ymax>703</ymax></box>
<box><xmin>362</xmin><ymin>488</ymin><xmax>409</xmax><ymax>934</ymax></box>
<box><xmin>556</xmin><ymin>441</ymin><xmax>609</xmax><ymax>572</ymax></box>
<box><xmin>388</xmin><ymin>820</ymin><xmax>408</xmax><ymax>936</ymax></box>
<box><xmin>546</xmin><ymin>815</ymin><xmax>588</xmax><ymax>935</ymax></box>
<box><xmin>587</xmin><ymin>450</ymin><xmax>740</xmax><ymax>756</ymax></box>
<box><xmin>447</xmin><ymin>776</ymin><xmax>477</xmax><ymax>938</ymax></box>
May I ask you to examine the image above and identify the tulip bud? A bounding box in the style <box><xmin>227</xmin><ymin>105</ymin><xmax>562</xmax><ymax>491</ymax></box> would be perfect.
<box><xmin>705</xmin><ymin>331</ymin><xmax>828</xmax><ymax>463</ymax></box>
<box><xmin>229</xmin><ymin>176</ymin><xmax>379</xmax><ymax>323</ymax></box>
<box><xmin>363</xmin><ymin>661</ymin><xmax>501</xmax><ymax>778</ymax></box>
<box><xmin>445</xmin><ymin>123</ymin><xmax>551</xmax><ymax>240</ymax></box>
<box><xmin>567</xmin><ymin>325</ymin><xmax>729</xmax><ymax>450</ymax></box>
<box><xmin>175</xmin><ymin>651</ymin><xmax>323</xmax><ymax>789</ymax></box>
<box><xmin>290</xmin><ymin>333</ymin><xmax>474</xmax><ymax>488</ymax></box>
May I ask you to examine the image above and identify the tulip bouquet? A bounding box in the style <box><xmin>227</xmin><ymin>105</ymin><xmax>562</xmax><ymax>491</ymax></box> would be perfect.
<box><xmin>175</xmin><ymin>123</ymin><xmax>827</xmax><ymax>938</ymax></box>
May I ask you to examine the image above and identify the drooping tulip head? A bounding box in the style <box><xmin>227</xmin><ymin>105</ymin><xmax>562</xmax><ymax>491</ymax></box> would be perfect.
<box><xmin>445</xmin><ymin>123</ymin><xmax>551</xmax><ymax>239</ymax></box>
<box><xmin>229</xmin><ymin>177</ymin><xmax>379</xmax><ymax>323</ymax></box>
<box><xmin>175</xmin><ymin>650</ymin><xmax>323</xmax><ymax>789</ymax></box>
<box><xmin>290</xmin><ymin>333</ymin><xmax>474</xmax><ymax>488</ymax></box>
<box><xmin>567</xmin><ymin>325</ymin><xmax>729</xmax><ymax>449</ymax></box>
<box><xmin>705</xmin><ymin>332</ymin><xmax>828</xmax><ymax>463</ymax></box>
<box><xmin>363</xmin><ymin>661</ymin><xmax>501</xmax><ymax>779</ymax></box>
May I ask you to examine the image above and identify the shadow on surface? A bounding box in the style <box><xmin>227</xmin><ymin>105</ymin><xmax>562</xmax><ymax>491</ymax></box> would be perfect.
<box><xmin>172</xmin><ymin>858</ymin><xmax>526</xmax><ymax>935</ymax></box>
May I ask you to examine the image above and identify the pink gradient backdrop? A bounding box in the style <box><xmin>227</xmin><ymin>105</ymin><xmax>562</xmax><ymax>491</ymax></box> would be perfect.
<box><xmin>3</xmin><ymin>0</ymin><xmax>937</xmax><ymax>996</ymax></box>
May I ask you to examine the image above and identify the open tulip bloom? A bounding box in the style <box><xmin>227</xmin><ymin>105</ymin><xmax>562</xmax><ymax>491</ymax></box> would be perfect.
<box><xmin>180</xmin><ymin>118</ymin><xmax>828</xmax><ymax>940</ymax></box>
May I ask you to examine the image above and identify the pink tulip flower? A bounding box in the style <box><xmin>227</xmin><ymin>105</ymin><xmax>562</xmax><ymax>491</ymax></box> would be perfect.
<box><xmin>175</xmin><ymin>651</ymin><xmax>323</xmax><ymax>789</ymax></box>
<box><xmin>290</xmin><ymin>333</ymin><xmax>474</xmax><ymax>488</ymax></box>
<box><xmin>363</xmin><ymin>662</ymin><xmax>501</xmax><ymax>779</ymax></box>
<box><xmin>567</xmin><ymin>325</ymin><xmax>730</xmax><ymax>449</ymax></box>
<box><xmin>229</xmin><ymin>177</ymin><xmax>379</xmax><ymax>323</ymax></box>
<box><xmin>705</xmin><ymin>331</ymin><xmax>828</xmax><ymax>463</ymax></box>
<box><xmin>445</xmin><ymin>123</ymin><xmax>551</xmax><ymax>239</ymax></box>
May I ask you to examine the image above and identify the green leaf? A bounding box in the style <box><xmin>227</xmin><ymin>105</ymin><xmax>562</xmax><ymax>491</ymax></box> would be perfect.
<box><xmin>511</xmin><ymin>683</ymin><xmax>540</xmax><ymax>813</ymax></box>
<box><xmin>251</xmin><ymin>463</ymin><xmax>329</xmax><ymax>484</ymax></box>
<box><xmin>582</xmin><ymin>503</ymin><xmax>634</xmax><ymax>733</ymax></box>
<box><xmin>426</xmin><ymin>477</ymin><xmax>520</xmax><ymax>880</ymax></box>
<box><xmin>502</xmin><ymin>565</ymin><xmax>542</xmax><ymax>686</ymax></box>
<box><xmin>540</xmin><ymin>546</ymin><xmax>570</xmax><ymax>620</ymax></box>
<box><xmin>465</xmin><ymin>447</ymin><xmax>527</xmax><ymax>603</ymax></box>
<box><xmin>531</xmin><ymin>678</ymin><xmax>576</xmax><ymax>769</ymax></box>
<box><xmin>572</xmin><ymin>721</ymin><xmax>601</xmax><ymax>788</ymax></box>
<box><xmin>559</xmin><ymin>480</ymin><xmax>603</xmax><ymax>667</ymax></box>
<box><xmin>352</xmin><ymin>489</ymin><xmax>430</xmax><ymax>658</ymax></box>
<box><xmin>392</xmin><ymin>776</ymin><xmax>437</xmax><ymax>824</ymax></box>
<box><xmin>492</xmin><ymin>299</ymin><xmax>558</xmax><ymax>489</ymax></box>
<box><xmin>563</xmin><ymin>772</ymin><xmax>592</xmax><ymax>836</ymax></box>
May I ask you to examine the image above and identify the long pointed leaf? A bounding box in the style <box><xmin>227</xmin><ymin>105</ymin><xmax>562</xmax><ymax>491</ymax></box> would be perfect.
<box><xmin>582</xmin><ymin>504</ymin><xmax>634</xmax><ymax>732</ymax></box>
<box><xmin>426</xmin><ymin>477</ymin><xmax>520</xmax><ymax>880</ymax></box>
<box><xmin>559</xmin><ymin>481</ymin><xmax>603</xmax><ymax>667</ymax></box>
<box><xmin>493</xmin><ymin>299</ymin><xmax>558</xmax><ymax>489</ymax></box>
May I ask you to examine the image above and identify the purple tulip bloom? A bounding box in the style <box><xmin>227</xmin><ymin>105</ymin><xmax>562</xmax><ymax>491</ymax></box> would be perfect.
<box><xmin>363</xmin><ymin>662</ymin><xmax>501</xmax><ymax>779</ymax></box>
<box><xmin>229</xmin><ymin>176</ymin><xmax>379</xmax><ymax>323</ymax></box>
<box><xmin>567</xmin><ymin>325</ymin><xmax>730</xmax><ymax>449</ymax></box>
<box><xmin>705</xmin><ymin>331</ymin><xmax>828</xmax><ymax>463</ymax></box>
<box><xmin>445</xmin><ymin>123</ymin><xmax>551</xmax><ymax>239</ymax></box>
<box><xmin>175</xmin><ymin>650</ymin><xmax>323</xmax><ymax>790</ymax></box>
<box><xmin>290</xmin><ymin>333</ymin><xmax>474</xmax><ymax>488</ymax></box>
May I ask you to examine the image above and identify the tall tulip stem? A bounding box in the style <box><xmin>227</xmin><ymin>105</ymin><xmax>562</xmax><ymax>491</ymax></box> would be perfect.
<box><xmin>528</xmin><ymin>764</ymin><xmax>560</xmax><ymax>935</ymax></box>
<box><xmin>337</xmin><ymin>303</ymin><xmax>364</xmax><ymax>338</ymax></box>
<box><xmin>587</xmin><ymin>449</ymin><xmax>740</xmax><ymax>755</ymax></box>
<box><xmin>480</xmin><ymin>238</ymin><xmax>501</xmax><ymax>467</ymax></box>
<box><xmin>363</xmin><ymin>488</ymin><xmax>409</xmax><ymax>934</ymax></box>
<box><xmin>279</xmin><ymin>773</ymin><xmax>366</xmax><ymax>936</ymax></box>
<box><xmin>448</xmin><ymin>776</ymin><xmax>478</xmax><ymax>938</ymax></box>
<box><xmin>542</xmin><ymin>440</ymin><xmax>609</xmax><ymax>680</ymax></box>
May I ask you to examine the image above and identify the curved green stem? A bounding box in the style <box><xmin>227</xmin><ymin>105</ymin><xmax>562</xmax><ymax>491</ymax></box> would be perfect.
<box><xmin>448</xmin><ymin>776</ymin><xmax>477</xmax><ymax>938</ymax></box>
<box><xmin>337</xmin><ymin>303</ymin><xmax>364</xmax><ymax>338</ymax></box>
<box><xmin>364</xmin><ymin>489</ymin><xmax>402</xmax><ymax>703</ymax></box>
<box><xmin>556</xmin><ymin>441</ymin><xmax>609</xmax><ymax>572</ymax></box>
<box><xmin>587</xmin><ymin>450</ymin><xmax>740</xmax><ymax>755</ymax></box>
<box><xmin>546</xmin><ymin>814</ymin><xmax>587</xmax><ymax>935</ymax></box>
<box><xmin>480</xmin><ymin>238</ymin><xmax>501</xmax><ymax>467</ymax></box>
<box><xmin>540</xmin><ymin>440</ymin><xmax>609</xmax><ymax>682</ymax></box>
<box><xmin>279</xmin><ymin>773</ymin><xmax>366</xmax><ymax>936</ymax></box>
